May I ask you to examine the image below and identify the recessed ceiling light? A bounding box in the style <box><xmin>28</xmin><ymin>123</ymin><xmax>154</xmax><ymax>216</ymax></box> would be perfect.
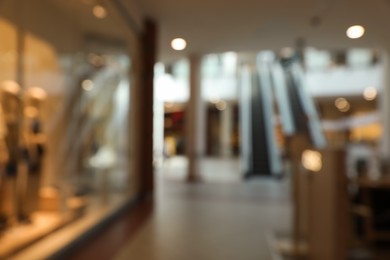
<box><xmin>93</xmin><ymin>5</ymin><xmax>107</xmax><ymax>19</ymax></box>
<box><xmin>216</xmin><ymin>100</ymin><xmax>227</xmax><ymax>111</ymax></box>
<box><xmin>82</xmin><ymin>79</ymin><xmax>94</xmax><ymax>91</ymax></box>
<box><xmin>335</xmin><ymin>97</ymin><xmax>350</xmax><ymax>112</ymax></box>
<box><xmin>171</xmin><ymin>38</ymin><xmax>187</xmax><ymax>51</ymax></box>
<box><xmin>363</xmin><ymin>87</ymin><xmax>377</xmax><ymax>101</ymax></box>
<box><xmin>346</xmin><ymin>25</ymin><xmax>365</xmax><ymax>39</ymax></box>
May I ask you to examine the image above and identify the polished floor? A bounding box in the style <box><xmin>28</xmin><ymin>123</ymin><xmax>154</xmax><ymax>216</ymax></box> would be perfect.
<box><xmin>114</xmin><ymin>157</ymin><xmax>291</xmax><ymax>260</ymax></box>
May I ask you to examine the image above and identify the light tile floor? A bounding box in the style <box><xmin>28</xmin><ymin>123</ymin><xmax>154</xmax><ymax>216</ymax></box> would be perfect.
<box><xmin>115</xmin><ymin>157</ymin><xmax>291</xmax><ymax>260</ymax></box>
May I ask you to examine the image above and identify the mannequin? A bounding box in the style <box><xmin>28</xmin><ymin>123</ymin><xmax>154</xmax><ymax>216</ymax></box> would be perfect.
<box><xmin>20</xmin><ymin>87</ymin><xmax>47</xmax><ymax>220</ymax></box>
<box><xmin>0</xmin><ymin>102</ymin><xmax>9</xmax><ymax>233</ymax></box>
<box><xmin>0</xmin><ymin>80</ymin><xmax>20</xmax><ymax>227</ymax></box>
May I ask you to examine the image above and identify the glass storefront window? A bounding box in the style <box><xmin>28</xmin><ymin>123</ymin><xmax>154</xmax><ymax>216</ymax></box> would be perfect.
<box><xmin>0</xmin><ymin>0</ymin><xmax>137</xmax><ymax>257</ymax></box>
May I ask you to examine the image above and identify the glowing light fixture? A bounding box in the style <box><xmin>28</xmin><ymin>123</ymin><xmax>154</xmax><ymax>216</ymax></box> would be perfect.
<box><xmin>363</xmin><ymin>87</ymin><xmax>377</xmax><ymax>101</ymax></box>
<box><xmin>29</xmin><ymin>87</ymin><xmax>47</xmax><ymax>100</ymax></box>
<box><xmin>346</xmin><ymin>25</ymin><xmax>365</xmax><ymax>39</ymax></box>
<box><xmin>1</xmin><ymin>80</ymin><xmax>20</xmax><ymax>94</ymax></box>
<box><xmin>302</xmin><ymin>150</ymin><xmax>322</xmax><ymax>172</ymax></box>
<box><xmin>171</xmin><ymin>38</ymin><xmax>187</xmax><ymax>51</ymax></box>
<box><xmin>216</xmin><ymin>100</ymin><xmax>227</xmax><ymax>111</ymax></box>
<box><xmin>82</xmin><ymin>79</ymin><xmax>94</xmax><ymax>91</ymax></box>
<box><xmin>93</xmin><ymin>5</ymin><xmax>107</xmax><ymax>19</ymax></box>
<box><xmin>335</xmin><ymin>97</ymin><xmax>350</xmax><ymax>112</ymax></box>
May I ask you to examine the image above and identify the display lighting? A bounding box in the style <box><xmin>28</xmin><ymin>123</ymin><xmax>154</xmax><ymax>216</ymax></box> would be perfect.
<box><xmin>171</xmin><ymin>38</ymin><xmax>187</xmax><ymax>51</ymax></box>
<box><xmin>302</xmin><ymin>150</ymin><xmax>322</xmax><ymax>172</ymax></box>
<box><xmin>93</xmin><ymin>5</ymin><xmax>107</xmax><ymax>19</ymax></box>
<box><xmin>216</xmin><ymin>100</ymin><xmax>227</xmax><ymax>111</ymax></box>
<box><xmin>1</xmin><ymin>80</ymin><xmax>20</xmax><ymax>94</ymax></box>
<box><xmin>82</xmin><ymin>79</ymin><xmax>94</xmax><ymax>91</ymax></box>
<box><xmin>29</xmin><ymin>87</ymin><xmax>47</xmax><ymax>100</ymax></box>
<box><xmin>335</xmin><ymin>97</ymin><xmax>350</xmax><ymax>112</ymax></box>
<box><xmin>346</xmin><ymin>25</ymin><xmax>365</xmax><ymax>39</ymax></box>
<box><xmin>363</xmin><ymin>87</ymin><xmax>377</xmax><ymax>101</ymax></box>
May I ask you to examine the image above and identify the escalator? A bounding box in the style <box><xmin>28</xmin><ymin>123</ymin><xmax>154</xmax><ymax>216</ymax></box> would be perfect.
<box><xmin>250</xmin><ymin>72</ymin><xmax>271</xmax><ymax>176</ymax></box>
<box><xmin>240</xmin><ymin>55</ymin><xmax>281</xmax><ymax>177</ymax></box>
<box><xmin>239</xmin><ymin>52</ymin><xmax>326</xmax><ymax>178</ymax></box>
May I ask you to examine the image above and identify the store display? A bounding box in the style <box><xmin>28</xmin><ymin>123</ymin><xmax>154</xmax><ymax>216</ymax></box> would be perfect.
<box><xmin>0</xmin><ymin>81</ymin><xmax>21</xmax><ymax>226</ymax></box>
<box><xmin>0</xmin><ymin>0</ymin><xmax>134</xmax><ymax>252</ymax></box>
<box><xmin>0</xmin><ymin>94</ymin><xmax>9</xmax><ymax>234</ymax></box>
<box><xmin>20</xmin><ymin>88</ymin><xmax>47</xmax><ymax>220</ymax></box>
<box><xmin>0</xmin><ymin>83</ymin><xmax>48</xmax><ymax>226</ymax></box>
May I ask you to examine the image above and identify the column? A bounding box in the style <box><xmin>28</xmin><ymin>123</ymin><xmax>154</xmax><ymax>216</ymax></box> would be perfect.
<box><xmin>186</xmin><ymin>55</ymin><xmax>202</xmax><ymax>181</ymax></box>
<box><xmin>380</xmin><ymin>50</ymin><xmax>390</xmax><ymax>161</ymax></box>
<box><xmin>220</xmin><ymin>102</ymin><xmax>233</xmax><ymax>157</ymax></box>
<box><xmin>137</xmin><ymin>18</ymin><xmax>157</xmax><ymax>193</ymax></box>
<box><xmin>238</xmin><ymin>64</ymin><xmax>253</xmax><ymax>176</ymax></box>
<box><xmin>153</xmin><ymin>95</ymin><xmax>165</xmax><ymax>167</ymax></box>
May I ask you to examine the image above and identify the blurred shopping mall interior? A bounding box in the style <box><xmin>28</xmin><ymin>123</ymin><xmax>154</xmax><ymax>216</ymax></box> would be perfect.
<box><xmin>0</xmin><ymin>0</ymin><xmax>390</xmax><ymax>259</ymax></box>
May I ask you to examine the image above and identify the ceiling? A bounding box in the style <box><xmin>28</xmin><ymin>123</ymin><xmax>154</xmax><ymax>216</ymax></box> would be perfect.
<box><xmin>51</xmin><ymin>0</ymin><xmax>130</xmax><ymax>41</ymax></box>
<box><xmin>135</xmin><ymin>0</ymin><xmax>390</xmax><ymax>62</ymax></box>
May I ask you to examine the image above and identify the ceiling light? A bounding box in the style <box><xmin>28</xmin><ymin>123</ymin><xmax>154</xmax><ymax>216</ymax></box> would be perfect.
<box><xmin>216</xmin><ymin>101</ymin><xmax>227</xmax><ymax>111</ymax></box>
<box><xmin>171</xmin><ymin>38</ymin><xmax>187</xmax><ymax>51</ymax></box>
<box><xmin>82</xmin><ymin>80</ymin><xmax>94</xmax><ymax>91</ymax></box>
<box><xmin>346</xmin><ymin>25</ymin><xmax>365</xmax><ymax>39</ymax></box>
<box><xmin>93</xmin><ymin>5</ymin><xmax>107</xmax><ymax>19</ymax></box>
<box><xmin>335</xmin><ymin>97</ymin><xmax>350</xmax><ymax>112</ymax></box>
<box><xmin>363</xmin><ymin>87</ymin><xmax>377</xmax><ymax>101</ymax></box>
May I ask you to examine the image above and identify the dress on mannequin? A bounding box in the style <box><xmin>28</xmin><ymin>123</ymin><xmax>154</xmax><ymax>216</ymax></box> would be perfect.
<box><xmin>21</xmin><ymin>118</ymin><xmax>45</xmax><ymax>219</ymax></box>
<box><xmin>0</xmin><ymin>107</ymin><xmax>9</xmax><ymax>233</ymax></box>
<box><xmin>0</xmin><ymin>82</ymin><xmax>21</xmax><ymax>226</ymax></box>
<box><xmin>19</xmin><ymin>88</ymin><xmax>47</xmax><ymax>222</ymax></box>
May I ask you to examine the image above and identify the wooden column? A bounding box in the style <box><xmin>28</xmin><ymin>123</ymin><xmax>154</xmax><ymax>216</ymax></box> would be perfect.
<box><xmin>139</xmin><ymin>19</ymin><xmax>157</xmax><ymax>193</ymax></box>
<box><xmin>380</xmin><ymin>50</ymin><xmax>390</xmax><ymax>160</ymax></box>
<box><xmin>307</xmin><ymin>149</ymin><xmax>348</xmax><ymax>260</ymax></box>
<box><xmin>286</xmin><ymin>134</ymin><xmax>310</xmax><ymax>255</ymax></box>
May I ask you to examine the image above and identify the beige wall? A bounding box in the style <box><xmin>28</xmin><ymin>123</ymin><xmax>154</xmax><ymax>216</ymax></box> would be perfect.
<box><xmin>0</xmin><ymin>18</ymin><xmax>17</xmax><ymax>82</ymax></box>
